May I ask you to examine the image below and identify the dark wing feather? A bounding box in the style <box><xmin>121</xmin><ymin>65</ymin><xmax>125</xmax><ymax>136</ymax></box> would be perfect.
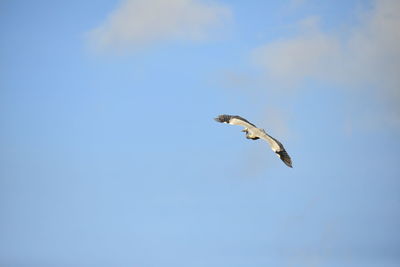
<box><xmin>276</xmin><ymin>150</ymin><xmax>292</xmax><ymax>168</ymax></box>
<box><xmin>214</xmin><ymin>114</ymin><xmax>257</xmax><ymax>127</ymax></box>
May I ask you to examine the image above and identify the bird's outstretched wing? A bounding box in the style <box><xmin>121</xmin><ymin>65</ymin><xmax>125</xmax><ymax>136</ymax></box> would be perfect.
<box><xmin>214</xmin><ymin>114</ymin><xmax>257</xmax><ymax>129</ymax></box>
<box><xmin>257</xmin><ymin>130</ymin><xmax>293</xmax><ymax>168</ymax></box>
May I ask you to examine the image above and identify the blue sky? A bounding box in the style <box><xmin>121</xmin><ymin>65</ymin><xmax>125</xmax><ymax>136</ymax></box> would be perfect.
<box><xmin>1</xmin><ymin>0</ymin><xmax>399</xmax><ymax>266</ymax></box>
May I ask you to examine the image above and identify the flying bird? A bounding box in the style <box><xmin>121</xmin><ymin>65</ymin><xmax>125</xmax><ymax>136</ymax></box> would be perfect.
<box><xmin>214</xmin><ymin>114</ymin><xmax>292</xmax><ymax>168</ymax></box>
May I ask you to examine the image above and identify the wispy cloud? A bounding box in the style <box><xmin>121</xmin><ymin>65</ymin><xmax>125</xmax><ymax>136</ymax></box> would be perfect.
<box><xmin>87</xmin><ymin>0</ymin><xmax>231</xmax><ymax>52</ymax></box>
<box><xmin>252</xmin><ymin>0</ymin><xmax>400</xmax><ymax>128</ymax></box>
<box><xmin>252</xmin><ymin>16</ymin><xmax>339</xmax><ymax>87</ymax></box>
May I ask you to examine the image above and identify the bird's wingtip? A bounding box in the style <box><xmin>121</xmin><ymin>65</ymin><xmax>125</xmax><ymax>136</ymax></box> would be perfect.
<box><xmin>282</xmin><ymin>159</ymin><xmax>293</xmax><ymax>168</ymax></box>
<box><xmin>276</xmin><ymin>150</ymin><xmax>293</xmax><ymax>168</ymax></box>
<box><xmin>214</xmin><ymin>114</ymin><xmax>229</xmax><ymax>123</ymax></box>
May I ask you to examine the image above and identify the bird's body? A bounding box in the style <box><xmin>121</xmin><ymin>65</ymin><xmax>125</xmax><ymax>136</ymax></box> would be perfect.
<box><xmin>214</xmin><ymin>114</ymin><xmax>292</xmax><ymax>168</ymax></box>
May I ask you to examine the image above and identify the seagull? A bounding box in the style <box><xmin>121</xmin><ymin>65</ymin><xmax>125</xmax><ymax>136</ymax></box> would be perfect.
<box><xmin>214</xmin><ymin>114</ymin><xmax>292</xmax><ymax>168</ymax></box>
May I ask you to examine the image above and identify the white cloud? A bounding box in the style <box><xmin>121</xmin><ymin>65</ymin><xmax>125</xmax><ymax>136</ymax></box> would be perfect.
<box><xmin>252</xmin><ymin>0</ymin><xmax>400</xmax><ymax>128</ymax></box>
<box><xmin>253</xmin><ymin>23</ymin><xmax>339</xmax><ymax>87</ymax></box>
<box><xmin>87</xmin><ymin>0</ymin><xmax>231</xmax><ymax>52</ymax></box>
